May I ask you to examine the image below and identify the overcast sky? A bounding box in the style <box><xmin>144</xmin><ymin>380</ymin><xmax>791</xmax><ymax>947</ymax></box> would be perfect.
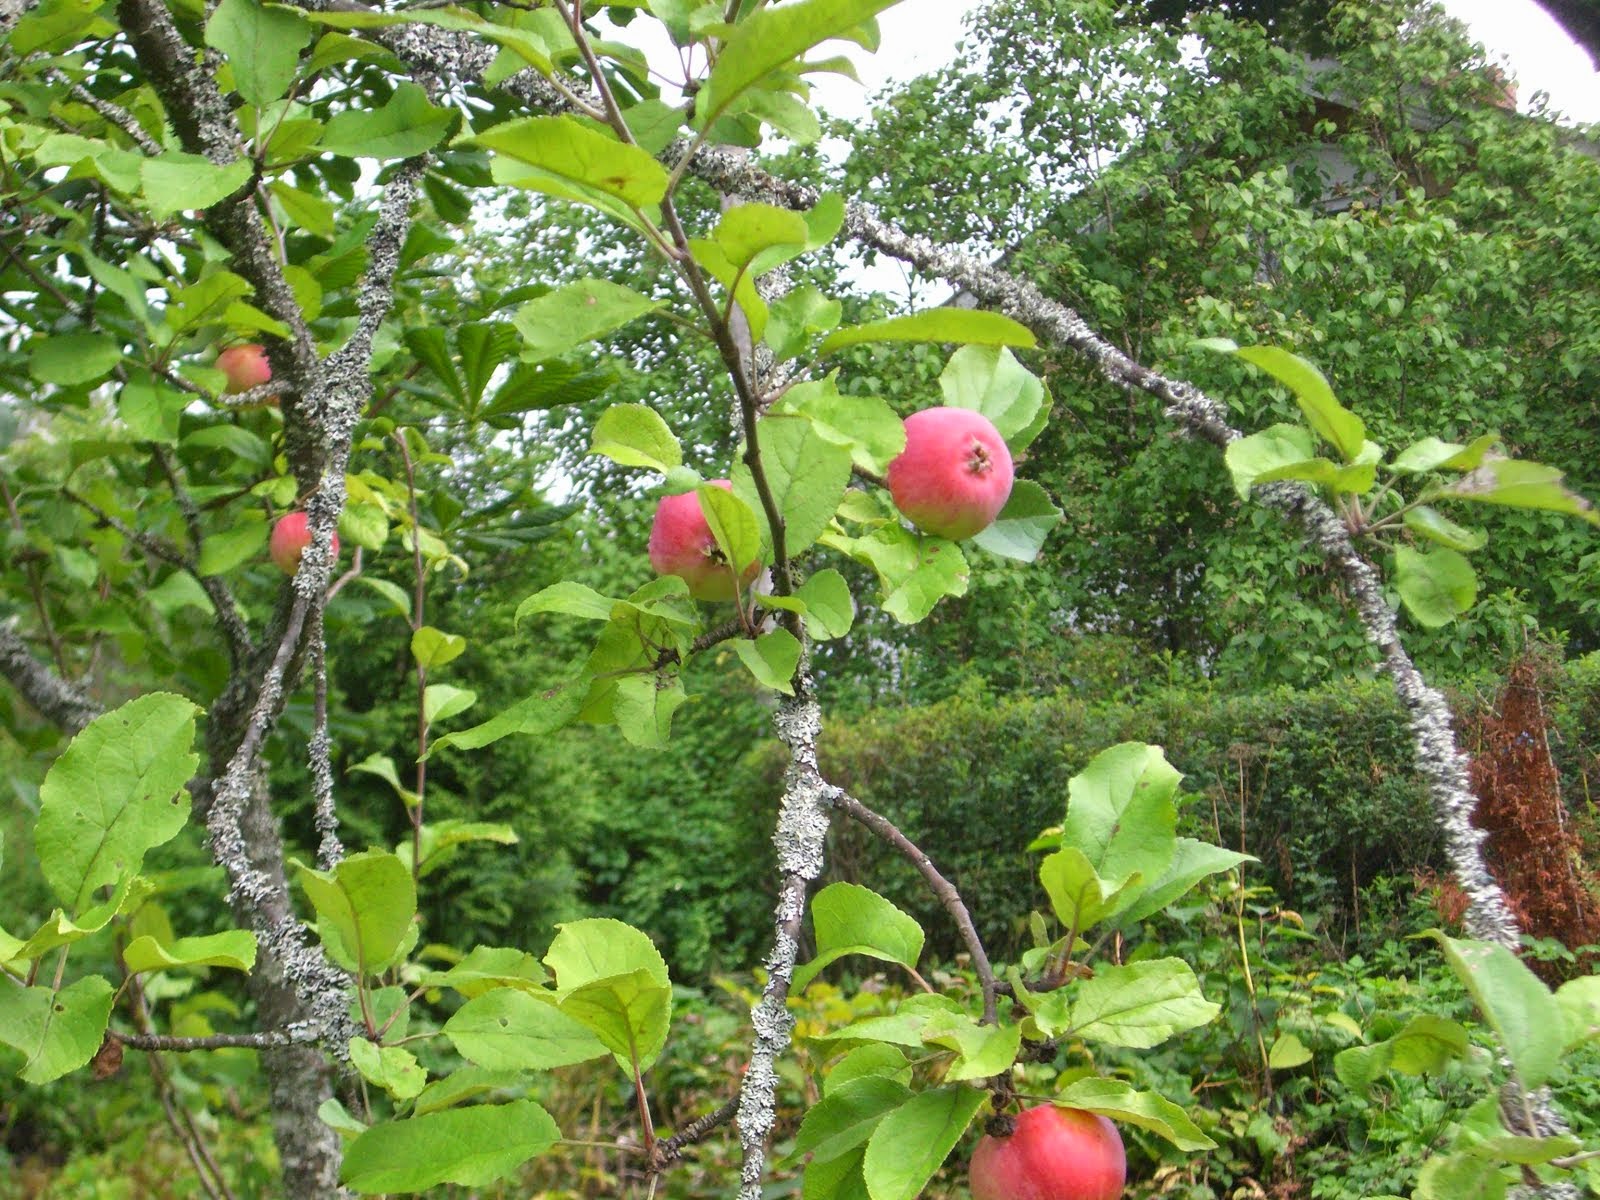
<box><xmin>808</xmin><ymin>0</ymin><xmax>1600</xmax><ymax>124</ymax></box>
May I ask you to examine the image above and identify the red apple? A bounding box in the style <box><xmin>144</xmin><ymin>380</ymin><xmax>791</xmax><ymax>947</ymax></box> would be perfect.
<box><xmin>969</xmin><ymin>1105</ymin><xmax>1126</xmax><ymax>1200</ymax></box>
<box><xmin>648</xmin><ymin>479</ymin><xmax>759</xmax><ymax>601</ymax></box>
<box><xmin>217</xmin><ymin>343</ymin><xmax>273</xmax><ymax>395</ymax></box>
<box><xmin>270</xmin><ymin>512</ymin><xmax>339</xmax><ymax>576</ymax></box>
<box><xmin>885</xmin><ymin>407</ymin><xmax>1013</xmax><ymax>540</ymax></box>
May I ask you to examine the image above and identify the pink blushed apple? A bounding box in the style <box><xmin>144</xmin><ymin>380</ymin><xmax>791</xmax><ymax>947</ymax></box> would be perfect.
<box><xmin>270</xmin><ymin>512</ymin><xmax>340</xmax><ymax>576</ymax></box>
<box><xmin>969</xmin><ymin>1105</ymin><xmax>1126</xmax><ymax>1200</ymax></box>
<box><xmin>648</xmin><ymin>479</ymin><xmax>759</xmax><ymax>602</ymax></box>
<box><xmin>886</xmin><ymin>407</ymin><xmax>1013</xmax><ymax>540</ymax></box>
<box><xmin>217</xmin><ymin>343</ymin><xmax>273</xmax><ymax>395</ymax></box>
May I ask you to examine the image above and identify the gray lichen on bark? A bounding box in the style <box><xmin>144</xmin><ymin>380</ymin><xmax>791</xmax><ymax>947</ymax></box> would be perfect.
<box><xmin>735</xmin><ymin>681</ymin><xmax>839</xmax><ymax>1200</ymax></box>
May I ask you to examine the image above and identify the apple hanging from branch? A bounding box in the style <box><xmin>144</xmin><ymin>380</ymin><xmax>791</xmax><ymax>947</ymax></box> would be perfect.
<box><xmin>969</xmin><ymin>1105</ymin><xmax>1126</xmax><ymax>1200</ymax></box>
<box><xmin>648</xmin><ymin>479</ymin><xmax>759</xmax><ymax>601</ymax></box>
<box><xmin>270</xmin><ymin>512</ymin><xmax>340</xmax><ymax>576</ymax></box>
<box><xmin>217</xmin><ymin>343</ymin><xmax>276</xmax><ymax>404</ymax></box>
<box><xmin>886</xmin><ymin>407</ymin><xmax>1014</xmax><ymax>539</ymax></box>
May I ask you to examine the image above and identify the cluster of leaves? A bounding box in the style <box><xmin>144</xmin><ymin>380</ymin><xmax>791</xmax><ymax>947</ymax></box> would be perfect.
<box><xmin>1208</xmin><ymin>340</ymin><xmax>1597</xmax><ymax>628</ymax></box>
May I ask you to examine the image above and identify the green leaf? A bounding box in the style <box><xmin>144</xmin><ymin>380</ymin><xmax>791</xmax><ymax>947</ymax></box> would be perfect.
<box><xmin>1065</xmin><ymin>958</ymin><xmax>1220</xmax><ymax>1047</ymax></box>
<box><xmin>732</xmin><ymin>628</ymin><xmax>802</xmax><ymax>695</ymax></box>
<box><xmin>317</xmin><ymin>1096</ymin><xmax>368</xmax><ymax>1139</ymax></box>
<box><xmin>412</xmin><ymin>1067</ymin><xmax>523</xmax><ymax>1116</ymax></box>
<box><xmin>1060</xmin><ymin>742</ymin><xmax>1179</xmax><ymax>891</ymax></box>
<box><xmin>732</xmin><ymin>416</ymin><xmax>856</xmax><ymax>557</ymax></box>
<box><xmin>689</xmin><ymin>485</ymin><xmax>761</xmax><ymax>588</ymax></box>
<box><xmin>420</xmin><ymin>945</ymin><xmax>548</xmax><ymax>997</ymax></box>
<box><xmin>340</xmin><ymin>1101</ymin><xmax>560</xmax><ymax>1193</ymax></box>
<box><xmin>411</xmin><ymin>626</ymin><xmax>466</xmax><ymax>670</ymax></box>
<box><xmin>402</xmin><ymin>820</ymin><xmax>517</xmax><ymax>878</ymax></box>
<box><xmin>589</xmin><ymin>403</ymin><xmax>682</xmax><ymax>473</ymax></box>
<box><xmin>820</xmin><ymin>309</ymin><xmax>1036</xmax><ymax>357</ymax></box>
<box><xmin>30</xmin><ymin>332</ymin><xmax>123</xmax><ymax>387</ymax></box>
<box><xmin>294</xmin><ymin>850</ymin><xmax>417</xmax><ymax>976</ymax></box>
<box><xmin>1394</xmin><ymin>546</ymin><xmax>1477</xmax><ymax>628</ymax></box>
<box><xmin>118</xmin><ymin>377</ymin><xmax>186</xmax><ymax>445</ymax></box>
<box><xmin>1213</xmin><ymin>343</ymin><xmax>1366</xmax><ymax>461</ymax></box>
<box><xmin>1333</xmin><ymin>1014</ymin><xmax>1470</xmax><ymax>1096</ymax></box>
<box><xmin>1392</xmin><ymin>434</ymin><xmax>1501</xmax><ymax>474</ymax></box>
<box><xmin>0</xmin><ymin>976</ymin><xmax>115</xmax><ymax>1084</ymax></box>
<box><xmin>939</xmin><ymin>346</ymin><xmax>1050</xmax><ymax>450</ymax></box>
<box><xmin>1038</xmin><ymin>847</ymin><xmax>1141</xmax><ymax>934</ymax></box>
<box><xmin>1403</xmin><ymin>506</ymin><xmax>1488</xmax><ymax>552</ymax></box>
<box><xmin>824</xmin><ymin>1045</ymin><xmax>911</xmax><ymax>1094</ymax></box>
<box><xmin>196</xmin><ymin>517</ymin><xmax>269</xmax><ymax>576</ymax></box>
<box><xmin>1443</xmin><ymin>457</ymin><xmax>1599</xmax><ymax>525</ymax></box>
<box><xmin>1556</xmin><ymin>976</ymin><xmax>1600</xmax><ymax>1050</ymax></box>
<box><xmin>516</xmin><ymin>581</ymin><xmax>619</xmax><ymax>624</ymax></box>
<box><xmin>513</xmin><ymin>279</ymin><xmax>662</xmax><ymax>362</ymax></box>
<box><xmin>3</xmin><ymin>878</ymin><xmax>143</xmax><ymax>963</ymax></box>
<box><xmin>544</xmin><ymin>917</ymin><xmax>670</xmax><ymax>992</ymax></box>
<box><xmin>713</xmin><ymin>203</ymin><xmax>811</xmax><ymax>271</ymax></box>
<box><xmin>350</xmin><ymin>753</ymin><xmax>418</xmax><ymax>807</ymax></box>
<box><xmin>338</xmin><ymin>503</ymin><xmax>389</xmax><ymax>552</ymax></box>
<box><xmin>1051</xmin><ymin>1079</ymin><xmax>1216</xmax><ymax>1151</ymax></box>
<box><xmin>355</xmin><ymin>576</ymin><xmax>414</xmax><ymax>620</ymax></box>
<box><xmin>860</xmin><ymin>1086</ymin><xmax>985</xmax><ymax>1200</ymax></box>
<box><xmin>1119</xmin><ymin>838</ymin><xmax>1253</xmax><ymax>924</ymax></box>
<box><xmin>35</xmin><ymin>694</ymin><xmax>200</xmax><ymax>910</ymax></box>
<box><xmin>613</xmin><ymin>673</ymin><xmax>687</xmax><ymax>747</ymax></box>
<box><xmin>794</xmin><ymin>883</ymin><xmax>924</xmax><ymax>990</ymax></box>
<box><xmin>349</xmin><ymin>1037</ymin><xmax>427</xmax><ymax>1101</ymax></box>
<box><xmin>123</xmin><ymin>930</ymin><xmax>257</xmax><ymax>974</ymax></box>
<box><xmin>791</xmin><ymin>1076</ymin><xmax>911</xmax><ymax>1165</ymax></box>
<box><xmin>1268</xmin><ymin>1033</ymin><xmax>1312</xmax><ymax>1069</ymax></box>
<box><xmin>879</xmin><ymin>537</ymin><xmax>968</xmax><ymax>624</ymax></box>
<box><xmin>1414</xmin><ymin>1152</ymin><xmax>1507</xmax><ymax>1200</ymax></box>
<box><xmin>969</xmin><ymin>480</ymin><xmax>1061</xmax><ymax>563</ymax></box>
<box><xmin>422</xmin><ymin>684</ymin><xmax>477</xmax><ymax>725</ymax></box>
<box><xmin>917</xmin><ymin>1012</ymin><xmax>1021</xmax><ymax>1082</ymax></box>
<box><xmin>696</xmin><ymin>0</ymin><xmax>905</xmax><ymax>130</ymax></box>
<box><xmin>558</xmin><ymin>967</ymin><xmax>673</xmax><ymax>1071</ymax></box>
<box><xmin>794</xmin><ymin>569</ymin><xmax>855</xmax><ymax>640</ymax></box>
<box><xmin>443</xmin><ymin>988</ymin><xmax>609</xmax><ymax>1069</ymax></box>
<box><xmin>320</xmin><ymin>82</ymin><xmax>455</xmax><ymax>159</ymax></box>
<box><xmin>140</xmin><ymin>154</ymin><xmax>253</xmax><ymax>217</ymax></box>
<box><xmin>1429</xmin><ymin>932</ymin><xmax>1562</xmax><ymax>1089</ymax></box>
<box><xmin>767</xmin><ymin>285</ymin><xmax>844</xmax><ymax>362</ymax></box>
<box><xmin>468</xmin><ymin>116</ymin><xmax>668</xmax><ymax>209</ymax></box>
<box><xmin>1224</xmin><ymin>423</ymin><xmax>1320</xmax><ymax>500</ymax></box>
<box><xmin>428</xmin><ymin>681</ymin><xmax>586</xmax><ymax>754</ymax></box>
<box><xmin>205</xmin><ymin>0</ymin><xmax>311</xmax><ymax>107</ymax></box>
<box><xmin>778</xmin><ymin>378</ymin><xmax>903</xmax><ymax>475</ymax></box>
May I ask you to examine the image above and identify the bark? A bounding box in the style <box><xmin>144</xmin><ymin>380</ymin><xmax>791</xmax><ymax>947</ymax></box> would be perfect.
<box><xmin>0</xmin><ymin>620</ymin><xmax>98</xmax><ymax>733</ymax></box>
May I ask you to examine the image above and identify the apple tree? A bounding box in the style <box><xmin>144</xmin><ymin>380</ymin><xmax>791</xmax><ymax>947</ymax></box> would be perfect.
<box><xmin>0</xmin><ymin>0</ymin><xmax>1596</xmax><ymax>1196</ymax></box>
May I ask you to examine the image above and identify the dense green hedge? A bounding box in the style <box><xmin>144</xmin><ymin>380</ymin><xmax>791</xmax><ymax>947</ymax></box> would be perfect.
<box><xmin>720</xmin><ymin>657</ymin><xmax>1600</xmax><ymax>967</ymax></box>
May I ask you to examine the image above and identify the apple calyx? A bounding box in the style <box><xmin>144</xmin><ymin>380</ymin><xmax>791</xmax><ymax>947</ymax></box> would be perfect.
<box><xmin>647</xmin><ymin>479</ymin><xmax>759</xmax><ymax>602</ymax></box>
<box><xmin>886</xmin><ymin>406</ymin><xmax>1014</xmax><ymax>540</ymax></box>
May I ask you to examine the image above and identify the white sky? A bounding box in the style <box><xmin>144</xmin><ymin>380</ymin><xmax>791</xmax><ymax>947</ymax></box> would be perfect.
<box><xmin>806</xmin><ymin>0</ymin><xmax>1600</xmax><ymax>124</ymax></box>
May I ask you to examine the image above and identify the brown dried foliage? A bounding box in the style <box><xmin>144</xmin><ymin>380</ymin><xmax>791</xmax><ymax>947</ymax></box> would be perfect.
<box><xmin>1466</xmin><ymin>653</ymin><xmax>1600</xmax><ymax>981</ymax></box>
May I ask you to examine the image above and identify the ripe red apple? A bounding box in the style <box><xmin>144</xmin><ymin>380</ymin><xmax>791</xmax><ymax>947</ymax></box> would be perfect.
<box><xmin>885</xmin><ymin>407</ymin><xmax>1013</xmax><ymax>540</ymax></box>
<box><xmin>270</xmin><ymin>512</ymin><xmax>339</xmax><ymax>576</ymax></box>
<box><xmin>969</xmin><ymin>1105</ymin><xmax>1126</xmax><ymax>1200</ymax></box>
<box><xmin>648</xmin><ymin>479</ymin><xmax>759</xmax><ymax>601</ymax></box>
<box><xmin>217</xmin><ymin>343</ymin><xmax>273</xmax><ymax>395</ymax></box>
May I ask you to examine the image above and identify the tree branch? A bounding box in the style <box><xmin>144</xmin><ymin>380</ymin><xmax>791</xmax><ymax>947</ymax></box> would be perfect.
<box><xmin>735</xmin><ymin>677</ymin><xmax>836</xmax><ymax>1200</ymax></box>
<box><xmin>831</xmin><ymin>790</ymin><xmax>998</xmax><ymax>1025</ymax></box>
<box><xmin>111</xmin><ymin>1025</ymin><xmax>322</xmax><ymax>1052</ymax></box>
<box><xmin>0</xmin><ymin>618</ymin><xmax>98</xmax><ymax>733</ymax></box>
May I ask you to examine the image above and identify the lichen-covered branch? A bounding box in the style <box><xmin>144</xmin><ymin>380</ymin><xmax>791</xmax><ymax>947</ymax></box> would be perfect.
<box><xmin>831</xmin><ymin>790</ymin><xmax>998</xmax><ymax>1025</ymax></box>
<box><xmin>112</xmin><ymin>1024</ymin><xmax>321</xmax><ymax>1052</ymax></box>
<box><xmin>736</xmin><ymin>680</ymin><xmax>837</xmax><ymax>1200</ymax></box>
<box><xmin>0</xmin><ymin>618</ymin><xmax>98</xmax><ymax>733</ymax></box>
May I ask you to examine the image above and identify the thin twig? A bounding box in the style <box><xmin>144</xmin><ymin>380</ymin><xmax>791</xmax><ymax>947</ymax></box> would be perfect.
<box><xmin>831</xmin><ymin>790</ymin><xmax>998</xmax><ymax>1025</ymax></box>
